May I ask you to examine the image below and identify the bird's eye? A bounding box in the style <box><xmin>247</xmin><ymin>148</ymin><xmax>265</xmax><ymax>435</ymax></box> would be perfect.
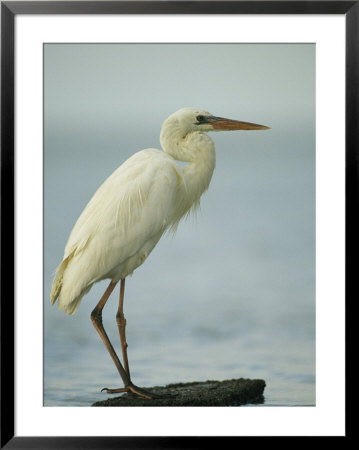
<box><xmin>196</xmin><ymin>115</ymin><xmax>204</xmax><ymax>122</ymax></box>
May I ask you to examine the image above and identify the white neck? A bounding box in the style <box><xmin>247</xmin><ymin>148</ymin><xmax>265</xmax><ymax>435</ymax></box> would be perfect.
<box><xmin>160</xmin><ymin>127</ymin><xmax>216</xmax><ymax>225</ymax></box>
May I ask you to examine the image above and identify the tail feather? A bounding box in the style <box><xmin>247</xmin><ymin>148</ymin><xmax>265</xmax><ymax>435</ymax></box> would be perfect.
<box><xmin>50</xmin><ymin>256</ymin><xmax>70</xmax><ymax>305</ymax></box>
<box><xmin>58</xmin><ymin>286</ymin><xmax>91</xmax><ymax>315</ymax></box>
<box><xmin>50</xmin><ymin>253</ymin><xmax>90</xmax><ymax>315</ymax></box>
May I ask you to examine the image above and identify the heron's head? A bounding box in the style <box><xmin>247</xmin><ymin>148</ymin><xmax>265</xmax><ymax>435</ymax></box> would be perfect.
<box><xmin>160</xmin><ymin>107</ymin><xmax>270</xmax><ymax>161</ymax></box>
<box><xmin>162</xmin><ymin>107</ymin><xmax>270</xmax><ymax>138</ymax></box>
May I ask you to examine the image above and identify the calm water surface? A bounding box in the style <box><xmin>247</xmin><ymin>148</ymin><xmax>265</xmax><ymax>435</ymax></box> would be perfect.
<box><xmin>44</xmin><ymin>130</ymin><xmax>315</xmax><ymax>407</ymax></box>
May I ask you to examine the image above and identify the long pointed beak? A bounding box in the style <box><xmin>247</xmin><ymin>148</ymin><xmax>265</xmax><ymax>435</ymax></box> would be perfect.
<box><xmin>208</xmin><ymin>116</ymin><xmax>270</xmax><ymax>131</ymax></box>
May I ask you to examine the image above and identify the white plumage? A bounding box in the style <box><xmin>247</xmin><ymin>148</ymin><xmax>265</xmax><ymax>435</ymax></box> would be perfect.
<box><xmin>50</xmin><ymin>107</ymin><xmax>269</xmax><ymax>398</ymax></box>
<box><xmin>51</xmin><ymin>149</ymin><xmax>189</xmax><ymax>314</ymax></box>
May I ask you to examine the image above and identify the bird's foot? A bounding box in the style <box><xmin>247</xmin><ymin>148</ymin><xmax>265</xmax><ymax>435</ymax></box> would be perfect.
<box><xmin>101</xmin><ymin>383</ymin><xmax>164</xmax><ymax>399</ymax></box>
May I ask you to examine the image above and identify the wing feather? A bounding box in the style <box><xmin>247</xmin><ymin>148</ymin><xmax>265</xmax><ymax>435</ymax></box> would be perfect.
<box><xmin>51</xmin><ymin>149</ymin><xmax>183</xmax><ymax>314</ymax></box>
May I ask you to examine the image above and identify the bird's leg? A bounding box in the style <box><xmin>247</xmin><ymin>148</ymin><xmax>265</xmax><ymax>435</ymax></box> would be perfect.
<box><xmin>92</xmin><ymin>280</ymin><xmax>159</xmax><ymax>399</ymax></box>
<box><xmin>90</xmin><ymin>281</ymin><xmax>131</xmax><ymax>389</ymax></box>
<box><xmin>116</xmin><ymin>278</ymin><xmax>130</xmax><ymax>378</ymax></box>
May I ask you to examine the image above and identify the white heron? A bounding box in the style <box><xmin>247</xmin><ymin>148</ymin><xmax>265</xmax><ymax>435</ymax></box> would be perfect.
<box><xmin>51</xmin><ymin>107</ymin><xmax>270</xmax><ymax>399</ymax></box>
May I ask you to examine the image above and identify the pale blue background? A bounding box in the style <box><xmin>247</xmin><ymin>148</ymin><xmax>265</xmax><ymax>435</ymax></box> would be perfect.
<box><xmin>44</xmin><ymin>44</ymin><xmax>315</xmax><ymax>406</ymax></box>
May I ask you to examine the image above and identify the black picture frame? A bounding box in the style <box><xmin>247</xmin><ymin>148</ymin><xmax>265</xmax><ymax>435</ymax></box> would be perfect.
<box><xmin>1</xmin><ymin>1</ymin><xmax>355</xmax><ymax>447</ymax></box>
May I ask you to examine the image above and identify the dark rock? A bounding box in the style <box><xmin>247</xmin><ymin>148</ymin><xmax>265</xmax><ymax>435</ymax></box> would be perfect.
<box><xmin>92</xmin><ymin>378</ymin><xmax>265</xmax><ymax>407</ymax></box>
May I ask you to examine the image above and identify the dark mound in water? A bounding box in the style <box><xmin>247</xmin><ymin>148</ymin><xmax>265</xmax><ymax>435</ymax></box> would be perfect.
<box><xmin>92</xmin><ymin>378</ymin><xmax>265</xmax><ymax>406</ymax></box>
